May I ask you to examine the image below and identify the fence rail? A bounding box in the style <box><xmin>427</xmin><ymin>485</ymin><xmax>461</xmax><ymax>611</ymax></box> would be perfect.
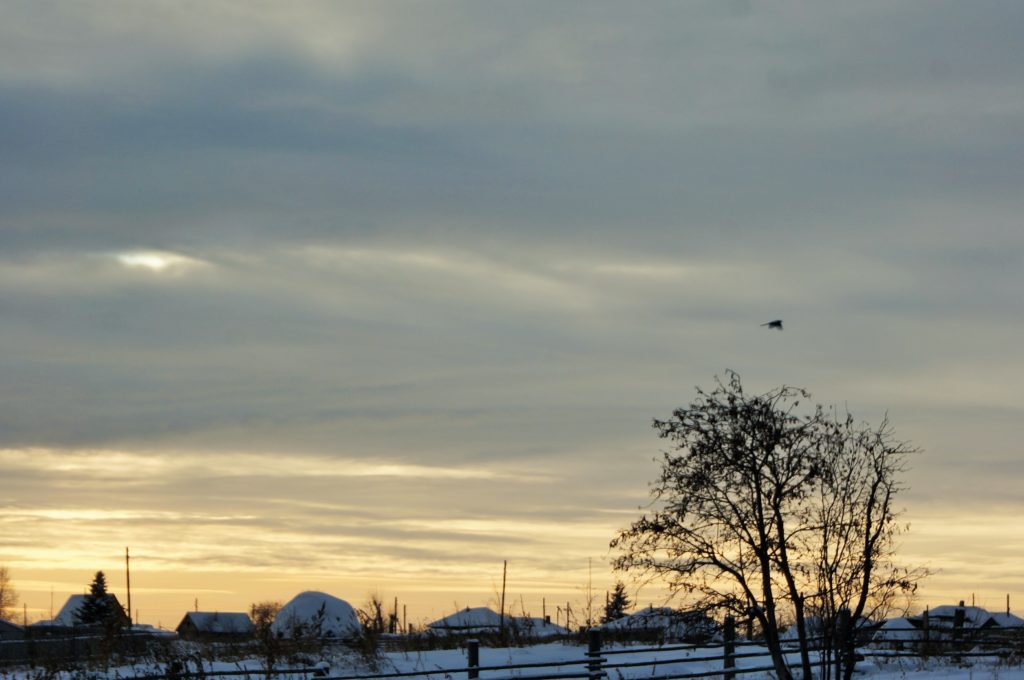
<box><xmin>8</xmin><ymin>608</ymin><xmax>1024</xmax><ymax>680</ymax></box>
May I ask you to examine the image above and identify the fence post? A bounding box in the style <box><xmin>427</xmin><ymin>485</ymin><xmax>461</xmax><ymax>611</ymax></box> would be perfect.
<box><xmin>467</xmin><ymin>639</ymin><xmax>479</xmax><ymax>680</ymax></box>
<box><xmin>836</xmin><ymin>608</ymin><xmax>851</xmax><ymax>680</ymax></box>
<box><xmin>952</xmin><ymin>602</ymin><xmax>965</xmax><ymax>663</ymax></box>
<box><xmin>723</xmin><ymin>615</ymin><xmax>736</xmax><ymax>680</ymax></box>
<box><xmin>921</xmin><ymin>609</ymin><xmax>930</xmax><ymax>658</ymax></box>
<box><xmin>587</xmin><ymin>629</ymin><xmax>603</xmax><ymax>680</ymax></box>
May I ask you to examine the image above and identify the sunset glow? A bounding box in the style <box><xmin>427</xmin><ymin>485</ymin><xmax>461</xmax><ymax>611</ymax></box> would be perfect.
<box><xmin>2</xmin><ymin>0</ymin><xmax>1024</xmax><ymax>636</ymax></box>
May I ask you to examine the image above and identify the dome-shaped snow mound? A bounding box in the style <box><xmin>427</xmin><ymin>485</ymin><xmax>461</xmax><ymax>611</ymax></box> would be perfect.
<box><xmin>271</xmin><ymin>591</ymin><xmax>362</xmax><ymax>640</ymax></box>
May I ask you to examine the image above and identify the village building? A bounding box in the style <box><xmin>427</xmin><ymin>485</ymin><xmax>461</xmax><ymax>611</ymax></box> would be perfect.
<box><xmin>271</xmin><ymin>591</ymin><xmax>361</xmax><ymax>640</ymax></box>
<box><xmin>0</xmin><ymin>619</ymin><xmax>25</xmax><ymax>641</ymax></box>
<box><xmin>176</xmin><ymin>612</ymin><xmax>255</xmax><ymax>642</ymax></box>
<box><xmin>51</xmin><ymin>593</ymin><xmax>130</xmax><ymax>629</ymax></box>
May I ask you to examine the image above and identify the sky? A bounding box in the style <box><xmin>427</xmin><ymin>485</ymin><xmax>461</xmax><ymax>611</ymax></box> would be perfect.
<box><xmin>1</xmin><ymin>0</ymin><xmax>1023</xmax><ymax>628</ymax></box>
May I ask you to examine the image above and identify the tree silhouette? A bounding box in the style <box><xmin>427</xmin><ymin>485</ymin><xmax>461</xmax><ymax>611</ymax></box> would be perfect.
<box><xmin>602</xmin><ymin>582</ymin><xmax>631</xmax><ymax>623</ymax></box>
<box><xmin>77</xmin><ymin>571</ymin><xmax>114</xmax><ymax>626</ymax></box>
<box><xmin>612</xmin><ymin>371</ymin><xmax>923</xmax><ymax>680</ymax></box>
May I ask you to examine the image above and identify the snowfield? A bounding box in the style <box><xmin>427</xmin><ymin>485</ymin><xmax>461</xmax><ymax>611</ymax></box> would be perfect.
<box><xmin>4</xmin><ymin>641</ymin><xmax>1024</xmax><ymax>680</ymax></box>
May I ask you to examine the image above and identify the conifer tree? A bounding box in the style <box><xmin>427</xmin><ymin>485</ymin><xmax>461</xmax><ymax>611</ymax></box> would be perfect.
<box><xmin>77</xmin><ymin>571</ymin><xmax>113</xmax><ymax>625</ymax></box>
<box><xmin>602</xmin><ymin>581</ymin><xmax>631</xmax><ymax>623</ymax></box>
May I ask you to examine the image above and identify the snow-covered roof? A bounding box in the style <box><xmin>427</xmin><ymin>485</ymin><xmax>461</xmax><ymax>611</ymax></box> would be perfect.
<box><xmin>873</xmin><ymin>617</ymin><xmax>923</xmax><ymax>642</ymax></box>
<box><xmin>514</xmin><ymin>617</ymin><xmax>570</xmax><ymax>636</ymax></box>
<box><xmin>990</xmin><ymin>612</ymin><xmax>1024</xmax><ymax>628</ymax></box>
<box><xmin>427</xmin><ymin>607</ymin><xmax>505</xmax><ymax>631</ymax></box>
<box><xmin>917</xmin><ymin>605</ymin><xmax>1024</xmax><ymax>629</ymax></box>
<box><xmin>271</xmin><ymin>591</ymin><xmax>361</xmax><ymax>640</ymax></box>
<box><xmin>926</xmin><ymin>605</ymin><xmax>994</xmax><ymax>628</ymax></box>
<box><xmin>178</xmin><ymin>612</ymin><xmax>254</xmax><ymax>635</ymax></box>
<box><xmin>600</xmin><ymin>607</ymin><xmax>690</xmax><ymax>630</ymax></box>
<box><xmin>54</xmin><ymin>594</ymin><xmax>88</xmax><ymax>626</ymax></box>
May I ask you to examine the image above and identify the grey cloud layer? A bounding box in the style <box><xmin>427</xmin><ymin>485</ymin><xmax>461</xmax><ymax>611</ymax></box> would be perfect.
<box><xmin>1</xmin><ymin>1</ymin><xmax>1024</xmax><ymax>593</ymax></box>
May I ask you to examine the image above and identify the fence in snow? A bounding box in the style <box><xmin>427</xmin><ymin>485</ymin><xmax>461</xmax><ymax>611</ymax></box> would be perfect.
<box><xmin>6</xmin><ymin>607</ymin><xmax>1024</xmax><ymax>679</ymax></box>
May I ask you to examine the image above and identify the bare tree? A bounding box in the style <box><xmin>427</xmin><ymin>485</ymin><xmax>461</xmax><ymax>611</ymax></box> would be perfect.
<box><xmin>250</xmin><ymin>600</ymin><xmax>283</xmax><ymax>670</ymax></box>
<box><xmin>0</xmin><ymin>566</ymin><xmax>17</xmax><ymax>622</ymax></box>
<box><xmin>611</xmin><ymin>371</ymin><xmax>923</xmax><ymax>680</ymax></box>
<box><xmin>803</xmin><ymin>412</ymin><xmax>927</xmax><ymax>680</ymax></box>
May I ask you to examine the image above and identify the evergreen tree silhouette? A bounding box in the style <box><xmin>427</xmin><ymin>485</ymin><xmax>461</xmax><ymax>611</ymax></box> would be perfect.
<box><xmin>602</xmin><ymin>581</ymin><xmax>631</xmax><ymax>623</ymax></box>
<box><xmin>77</xmin><ymin>571</ymin><xmax>113</xmax><ymax>625</ymax></box>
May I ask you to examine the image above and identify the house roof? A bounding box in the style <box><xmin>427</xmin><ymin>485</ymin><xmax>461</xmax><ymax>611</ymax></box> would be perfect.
<box><xmin>600</xmin><ymin>606</ymin><xmax>708</xmax><ymax>631</ymax></box>
<box><xmin>177</xmin><ymin>612</ymin><xmax>254</xmax><ymax>634</ymax></box>
<box><xmin>0</xmin><ymin>619</ymin><xmax>25</xmax><ymax>639</ymax></box>
<box><xmin>53</xmin><ymin>593</ymin><xmax>125</xmax><ymax>626</ymax></box>
<box><xmin>919</xmin><ymin>605</ymin><xmax>1024</xmax><ymax>629</ymax></box>
<box><xmin>271</xmin><ymin>591</ymin><xmax>361</xmax><ymax>639</ymax></box>
<box><xmin>427</xmin><ymin>607</ymin><xmax>504</xmax><ymax>631</ymax></box>
<box><xmin>990</xmin><ymin>612</ymin><xmax>1024</xmax><ymax>628</ymax></box>
<box><xmin>514</xmin><ymin>616</ymin><xmax>569</xmax><ymax>636</ymax></box>
<box><xmin>873</xmin><ymin>617</ymin><xmax>923</xmax><ymax>642</ymax></box>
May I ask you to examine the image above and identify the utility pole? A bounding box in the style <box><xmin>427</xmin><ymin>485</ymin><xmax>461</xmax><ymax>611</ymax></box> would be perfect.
<box><xmin>499</xmin><ymin>560</ymin><xmax>508</xmax><ymax>634</ymax></box>
<box><xmin>125</xmin><ymin>547</ymin><xmax>132</xmax><ymax>625</ymax></box>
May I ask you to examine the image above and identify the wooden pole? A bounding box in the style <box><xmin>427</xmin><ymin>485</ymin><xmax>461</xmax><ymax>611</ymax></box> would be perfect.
<box><xmin>723</xmin><ymin>616</ymin><xmax>736</xmax><ymax>680</ymax></box>
<box><xmin>125</xmin><ymin>547</ymin><xmax>132</xmax><ymax>625</ymax></box>
<box><xmin>499</xmin><ymin>560</ymin><xmax>507</xmax><ymax>633</ymax></box>
<box><xmin>467</xmin><ymin>639</ymin><xmax>479</xmax><ymax>680</ymax></box>
<box><xmin>587</xmin><ymin>629</ymin><xmax>603</xmax><ymax>680</ymax></box>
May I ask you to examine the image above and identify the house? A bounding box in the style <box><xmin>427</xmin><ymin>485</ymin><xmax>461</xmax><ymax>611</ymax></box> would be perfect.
<box><xmin>513</xmin><ymin>616</ymin><xmax>570</xmax><ymax>639</ymax></box>
<box><xmin>599</xmin><ymin>606</ymin><xmax>718</xmax><ymax>642</ymax></box>
<box><xmin>176</xmin><ymin>612</ymin><xmax>254</xmax><ymax>641</ymax></box>
<box><xmin>872</xmin><ymin>605</ymin><xmax>1024</xmax><ymax>649</ymax></box>
<box><xmin>271</xmin><ymin>591</ymin><xmax>361</xmax><ymax>640</ymax></box>
<box><xmin>53</xmin><ymin>593</ymin><xmax>130</xmax><ymax>628</ymax></box>
<box><xmin>426</xmin><ymin>607</ymin><xmax>504</xmax><ymax>635</ymax></box>
<box><xmin>0</xmin><ymin>619</ymin><xmax>25</xmax><ymax>641</ymax></box>
<box><xmin>871</xmin><ymin>617</ymin><xmax>923</xmax><ymax>649</ymax></box>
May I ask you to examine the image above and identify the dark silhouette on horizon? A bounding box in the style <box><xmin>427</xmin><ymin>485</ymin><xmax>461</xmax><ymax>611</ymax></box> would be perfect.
<box><xmin>761</xmin><ymin>320</ymin><xmax>783</xmax><ymax>330</ymax></box>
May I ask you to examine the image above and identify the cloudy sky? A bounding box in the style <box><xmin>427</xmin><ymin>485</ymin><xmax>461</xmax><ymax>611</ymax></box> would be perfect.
<box><xmin>2</xmin><ymin>0</ymin><xmax>1023</xmax><ymax>627</ymax></box>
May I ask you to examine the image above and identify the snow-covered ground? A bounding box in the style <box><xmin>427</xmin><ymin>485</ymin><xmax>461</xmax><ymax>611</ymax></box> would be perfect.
<box><xmin>4</xmin><ymin>641</ymin><xmax>1024</xmax><ymax>680</ymax></box>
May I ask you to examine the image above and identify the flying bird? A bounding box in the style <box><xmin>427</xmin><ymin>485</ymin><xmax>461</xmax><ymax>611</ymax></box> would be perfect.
<box><xmin>761</xmin><ymin>320</ymin><xmax>783</xmax><ymax>330</ymax></box>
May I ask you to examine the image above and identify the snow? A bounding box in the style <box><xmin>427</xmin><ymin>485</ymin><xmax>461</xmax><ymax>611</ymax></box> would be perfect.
<box><xmin>271</xmin><ymin>591</ymin><xmax>361</xmax><ymax>640</ymax></box>
<box><xmin>5</xmin><ymin>639</ymin><xmax>1024</xmax><ymax>680</ymax></box>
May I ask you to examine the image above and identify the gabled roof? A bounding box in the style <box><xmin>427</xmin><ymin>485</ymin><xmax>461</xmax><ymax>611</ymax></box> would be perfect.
<box><xmin>927</xmin><ymin>605</ymin><xmax>994</xmax><ymax>627</ymax></box>
<box><xmin>53</xmin><ymin>593</ymin><xmax>125</xmax><ymax>626</ymax></box>
<box><xmin>903</xmin><ymin>605</ymin><xmax>1024</xmax><ymax>630</ymax></box>
<box><xmin>178</xmin><ymin>612</ymin><xmax>254</xmax><ymax>634</ymax></box>
<box><xmin>514</xmin><ymin>616</ymin><xmax>569</xmax><ymax>636</ymax></box>
<box><xmin>991</xmin><ymin>612</ymin><xmax>1024</xmax><ymax>628</ymax></box>
<box><xmin>873</xmin><ymin>617</ymin><xmax>923</xmax><ymax>642</ymax></box>
<box><xmin>427</xmin><ymin>607</ymin><xmax>504</xmax><ymax>631</ymax></box>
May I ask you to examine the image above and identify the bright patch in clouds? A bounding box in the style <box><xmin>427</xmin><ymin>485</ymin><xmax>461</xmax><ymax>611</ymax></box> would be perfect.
<box><xmin>115</xmin><ymin>251</ymin><xmax>205</xmax><ymax>273</ymax></box>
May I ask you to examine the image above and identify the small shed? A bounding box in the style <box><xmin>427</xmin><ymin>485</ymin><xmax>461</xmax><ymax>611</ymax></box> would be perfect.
<box><xmin>176</xmin><ymin>612</ymin><xmax>255</xmax><ymax>641</ymax></box>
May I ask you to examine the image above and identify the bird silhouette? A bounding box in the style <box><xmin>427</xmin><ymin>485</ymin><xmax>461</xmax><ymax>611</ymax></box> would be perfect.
<box><xmin>761</xmin><ymin>320</ymin><xmax>783</xmax><ymax>330</ymax></box>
